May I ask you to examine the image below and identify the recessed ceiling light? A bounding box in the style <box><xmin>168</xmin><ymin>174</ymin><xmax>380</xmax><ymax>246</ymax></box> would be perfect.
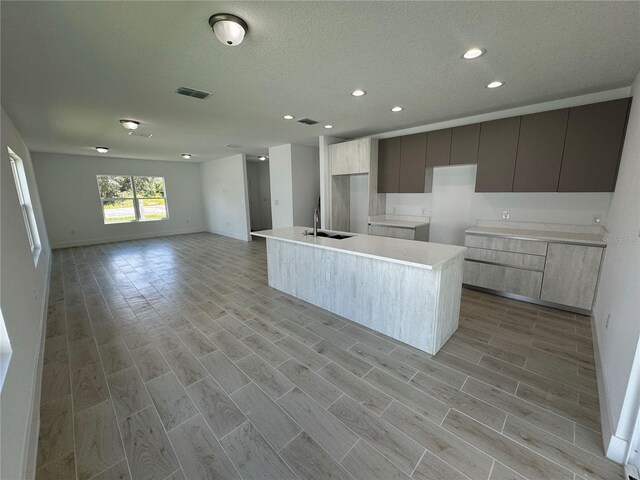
<box><xmin>283</xmin><ymin>114</ymin><xmax>295</xmax><ymax>120</ymax></box>
<box><xmin>391</xmin><ymin>106</ymin><xmax>404</xmax><ymax>112</ymax></box>
<box><xmin>95</xmin><ymin>147</ymin><xmax>109</xmax><ymax>154</ymax></box>
<box><xmin>258</xmin><ymin>155</ymin><xmax>267</xmax><ymax>161</ymax></box>
<box><xmin>181</xmin><ymin>153</ymin><xmax>192</xmax><ymax>160</ymax></box>
<box><xmin>351</xmin><ymin>89</ymin><xmax>366</xmax><ymax>97</ymax></box>
<box><xmin>486</xmin><ymin>81</ymin><xmax>504</xmax><ymax>89</ymax></box>
<box><xmin>324</xmin><ymin>125</ymin><xmax>334</xmax><ymax>129</ymax></box>
<box><xmin>462</xmin><ymin>48</ymin><xmax>486</xmax><ymax>59</ymax></box>
<box><xmin>120</xmin><ymin>119</ymin><xmax>140</xmax><ymax>130</ymax></box>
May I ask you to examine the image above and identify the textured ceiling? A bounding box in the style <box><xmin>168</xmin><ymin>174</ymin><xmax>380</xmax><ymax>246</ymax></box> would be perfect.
<box><xmin>1</xmin><ymin>1</ymin><xmax>639</xmax><ymax>162</ymax></box>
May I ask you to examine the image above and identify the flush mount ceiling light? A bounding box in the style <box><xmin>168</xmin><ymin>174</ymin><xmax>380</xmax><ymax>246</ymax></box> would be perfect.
<box><xmin>209</xmin><ymin>13</ymin><xmax>248</xmax><ymax>46</ymax></box>
<box><xmin>324</xmin><ymin>125</ymin><xmax>334</xmax><ymax>129</ymax></box>
<box><xmin>486</xmin><ymin>81</ymin><xmax>504</xmax><ymax>89</ymax></box>
<box><xmin>181</xmin><ymin>153</ymin><xmax>192</xmax><ymax>160</ymax></box>
<box><xmin>391</xmin><ymin>106</ymin><xmax>404</xmax><ymax>112</ymax></box>
<box><xmin>462</xmin><ymin>48</ymin><xmax>486</xmax><ymax>59</ymax></box>
<box><xmin>95</xmin><ymin>147</ymin><xmax>109</xmax><ymax>153</ymax></box>
<box><xmin>351</xmin><ymin>89</ymin><xmax>366</xmax><ymax>97</ymax></box>
<box><xmin>258</xmin><ymin>155</ymin><xmax>267</xmax><ymax>161</ymax></box>
<box><xmin>120</xmin><ymin>119</ymin><xmax>140</xmax><ymax>130</ymax></box>
<box><xmin>283</xmin><ymin>114</ymin><xmax>295</xmax><ymax>120</ymax></box>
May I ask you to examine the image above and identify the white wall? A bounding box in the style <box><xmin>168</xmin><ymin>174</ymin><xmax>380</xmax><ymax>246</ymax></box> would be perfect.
<box><xmin>291</xmin><ymin>144</ymin><xmax>320</xmax><ymax>228</ymax></box>
<box><xmin>269</xmin><ymin>144</ymin><xmax>320</xmax><ymax>229</ymax></box>
<box><xmin>246</xmin><ymin>161</ymin><xmax>272</xmax><ymax>231</ymax></box>
<box><xmin>1</xmin><ymin>107</ymin><xmax>51</xmax><ymax>480</ymax></box>
<box><xmin>269</xmin><ymin>144</ymin><xmax>295</xmax><ymax>229</ymax></box>
<box><xmin>593</xmin><ymin>71</ymin><xmax>640</xmax><ymax>463</ymax></box>
<box><xmin>386</xmin><ymin>164</ymin><xmax>612</xmax><ymax>245</ymax></box>
<box><xmin>31</xmin><ymin>152</ymin><xmax>205</xmax><ymax>248</ymax></box>
<box><xmin>200</xmin><ymin>154</ymin><xmax>251</xmax><ymax>241</ymax></box>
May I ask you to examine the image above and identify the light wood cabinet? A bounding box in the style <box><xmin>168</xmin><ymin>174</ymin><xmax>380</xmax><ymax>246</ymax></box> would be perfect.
<box><xmin>465</xmin><ymin>247</ymin><xmax>546</xmax><ymax>271</ymax></box>
<box><xmin>540</xmin><ymin>243</ymin><xmax>604</xmax><ymax>310</ymax></box>
<box><xmin>330</xmin><ymin>138</ymin><xmax>371</xmax><ymax>175</ymax></box>
<box><xmin>463</xmin><ymin>261</ymin><xmax>543</xmax><ymax>298</ymax></box>
<box><xmin>464</xmin><ymin>234</ymin><xmax>548</xmax><ymax>256</ymax></box>
<box><xmin>368</xmin><ymin>224</ymin><xmax>429</xmax><ymax>241</ymax></box>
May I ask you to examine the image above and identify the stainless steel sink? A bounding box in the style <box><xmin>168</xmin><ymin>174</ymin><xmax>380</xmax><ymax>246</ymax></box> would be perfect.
<box><xmin>303</xmin><ymin>229</ymin><xmax>354</xmax><ymax>240</ymax></box>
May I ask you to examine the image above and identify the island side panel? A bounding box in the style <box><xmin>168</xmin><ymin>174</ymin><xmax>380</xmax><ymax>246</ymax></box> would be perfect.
<box><xmin>265</xmin><ymin>238</ymin><xmax>459</xmax><ymax>354</ymax></box>
<box><xmin>432</xmin><ymin>254</ymin><xmax>464</xmax><ymax>351</ymax></box>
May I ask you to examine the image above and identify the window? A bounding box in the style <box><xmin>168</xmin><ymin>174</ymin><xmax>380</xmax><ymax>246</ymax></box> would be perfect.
<box><xmin>97</xmin><ymin>175</ymin><xmax>168</xmax><ymax>224</ymax></box>
<box><xmin>0</xmin><ymin>308</ymin><xmax>11</xmax><ymax>393</ymax></box>
<box><xmin>8</xmin><ymin>147</ymin><xmax>41</xmax><ymax>264</ymax></box>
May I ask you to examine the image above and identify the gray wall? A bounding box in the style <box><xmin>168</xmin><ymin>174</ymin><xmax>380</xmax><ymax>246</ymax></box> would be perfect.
<box><xmin>32</xmin><ymin>153</ymin><xmax>206</xmax><ymax>248</ymax></box>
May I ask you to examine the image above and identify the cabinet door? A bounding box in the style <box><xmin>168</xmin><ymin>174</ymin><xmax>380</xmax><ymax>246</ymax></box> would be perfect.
<box><xmin>368</xmin><ymin>225</ymin><xmax>415</xmax><ymax>240</ymax></box>
<box><xmin>399</xmin><ymin>133</ymin><xmax>427</xmax><ymax>192</ymax></box>
<box><xmin>540</xmin><ymin>243</ymin><xmax>603</xmax><ymax>310</ymax></box>
<box><xmin>331</xmin><ymin>139</ymin><xmax>370</xmax><ymax>175</ymax></box>
<box><xmin>513</xmin><ymin>109</ymin><xmax>569</xmax><ymax>192</ymax></box>
<box><xmin>475</xmin><ymin>117</ymin><xmax>521</xmax><ymax>192</ymax></box>
<box><xmin>426</xmin><ymin>129</ymin><xmax>451</xmax><ymax>167</ymax></box>
<box><xmin>450</xmin><ymin>124</ymin><xmax>480</xmax><ymax>165</ymax></box>
<box><xmin>377</xmin><ymin>137</ymin><xmax>401</xmax><ymax>193</ymax></box>
<box><xmin>558</xmin><ymin>98</ymin><xmax>630</xmax><ymax>192</ymax></box>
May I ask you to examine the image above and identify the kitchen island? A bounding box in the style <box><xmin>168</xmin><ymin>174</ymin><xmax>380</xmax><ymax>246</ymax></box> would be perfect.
<box><xmin>252</xmin><ymin>226</ymin><xmax>466</xmax><ymax>354</ymax></box>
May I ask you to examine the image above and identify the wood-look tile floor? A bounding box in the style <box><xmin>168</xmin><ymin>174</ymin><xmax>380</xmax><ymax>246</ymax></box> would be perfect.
<box><xmin>36</xmin><ymin>232</ymin><xmax>623</xmax><ymax>480</ymax></box>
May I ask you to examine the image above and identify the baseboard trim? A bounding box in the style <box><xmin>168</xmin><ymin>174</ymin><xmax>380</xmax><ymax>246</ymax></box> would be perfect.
<box><xmin>51</xmin><ymin>228</ymin><xmax>205</xmax><ymax>249</ymax></box>
<box><xmin>22</xmin><ymin>248</ymin><xmax>52</xmax><ymax>478</ymax></box>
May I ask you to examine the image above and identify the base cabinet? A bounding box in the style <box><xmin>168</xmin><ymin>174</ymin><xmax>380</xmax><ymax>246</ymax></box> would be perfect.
<box><xmin>368</xmin><ymin>224</ymin><xmax>429</xmax><ymax>241</ymax></box>
<box><xmin>540</xmin><ymin>243</ymin><xmax>603</xmax><ymax>310</ymax></box>
<box><xmin>463</xmin><ymin>233</ymin><xmax>604</xmax><ymax>313</ymax></box>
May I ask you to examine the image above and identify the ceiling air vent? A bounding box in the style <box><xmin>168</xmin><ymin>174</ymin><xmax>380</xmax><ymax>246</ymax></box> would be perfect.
<box><xmin>176</xmin><ymin>86</ymin><xmax>211</xmax><ymax>100</ymax></box>
<box><xmin>298</xmin><ymin>118</ymin><xmax>319</xmax><ymax>125</ymax></box>
<box><xmin>225</xmin><ymin>144</ymin><xmax>242</xmax><ymax>148</ymax></box>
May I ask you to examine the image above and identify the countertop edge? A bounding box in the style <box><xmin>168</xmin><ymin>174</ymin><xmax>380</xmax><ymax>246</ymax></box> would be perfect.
<box><xmin>464</xmin><ymin>227</ymin><xmax>607</xmax><ymax>247</ymax></box>
<box><xmin>252</xmin><ymin>231</ymin><xmax>465</xmax><ymax>270</ymax></box>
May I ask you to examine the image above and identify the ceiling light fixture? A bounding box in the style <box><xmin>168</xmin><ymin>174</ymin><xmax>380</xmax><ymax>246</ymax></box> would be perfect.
<box><xmin>486</xmin><ymin>81</ymin><xmax>504</xmax><ymax>89</ymax></box>
<box><xmin>283</xmin><ymin>114</ymin><xmax>295</xmax><ymax>120</ymax></box>
<box><xmin>95</xmin><ymin>147</ymin><xmax>109</xmax><ymax>154</ymax></box>
<box><xmin>391</xmin><ymin>106</ymin><xmax>404</xmax><ymax>112</ymax></box>
<box><xmin>324</xmin><ymin>125</ymin><xmax>334</xmax><ymax>129</ymax></box>
<box><xmin>258</xmin><ymin>156</ymin><xmax>267</xmax><ymax>161</ymax></box>
<box><xmin>181</xmin><ymin>153</ymin><xmax>192</xmax><ymax>160</ymax></box>
<box><xmin>351</xmin><ymin>89</ymin><xmax>366</xmax><ymax>97</ymax></box>
<box><xmin>120</xmin><ymin>119</ymin><xmax>140</xmax><ymax>130</ymax></box>
<box><xmin>462</xmin><ymin>48</ymin><xmax>486</xmax><ymax>59</ymax></box>
<box><xmin>209</xmin><ymin>13</ymin><xmax>248</xmax><ymax>46</ymax></box>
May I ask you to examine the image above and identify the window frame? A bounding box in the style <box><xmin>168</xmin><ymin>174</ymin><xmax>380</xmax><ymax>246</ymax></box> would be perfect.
<box><xmin>8</xmin><ymin>147</ymin><xmax>41</xmax><ymax>265</ymax></box>
<box><xmin>96</xmin><ymin>175</ymin><xmax>169</xmax><ymax>224</ymax></box>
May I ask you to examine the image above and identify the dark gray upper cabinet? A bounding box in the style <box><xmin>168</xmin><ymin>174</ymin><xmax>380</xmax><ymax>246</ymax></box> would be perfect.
<box><xmin>377</xmin><ymin>137</ymin><xmax>401</xmax><ymax>193</ymax></box>
<box><xmin>426</xmin><ymin>129</ymin><xmax>452</xmax><ymax>167</ymax></box>
<box><xmin>399</xmin><ymin>133</ymin><xmax>427</xmax><ymax>192</ymax></box>
<box><xmin>513</xmin><ymin>109</ymin><xmax>569</xmax><ymax>192</ymax></box>
<box><xmin>450</xmin><ymin>124</ymin><xmax>480</xmax><ymax>165</ymax></box>
<box><xmin>475</xmin><ymin>117</ymin><xmax>522</xmax><ymax>192</ymax></box>
<box><xmin>558</xmin><ymin>98</ymin><xmax>631</xmax><ymax>192</ymax></box>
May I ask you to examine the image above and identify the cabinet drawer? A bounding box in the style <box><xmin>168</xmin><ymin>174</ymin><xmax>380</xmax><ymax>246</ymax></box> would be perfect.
<box><xmin>464</xmin><ymin>234</ymin><xmax>548</xmax><ymax>256</ymax></box>
<box><xmin>465</xmin><ymin>247</ymin><xmax>546</xmax><ymax>271</ymax></box>
<box><xmin>463</xmin><ymin>260</ymin><xmax>543</xmax><ymax>298</ymax></box>
<box><xmin>368</xmin><ymin>225</ymin><xmax>415</xmax><ymax>240</ymax></box>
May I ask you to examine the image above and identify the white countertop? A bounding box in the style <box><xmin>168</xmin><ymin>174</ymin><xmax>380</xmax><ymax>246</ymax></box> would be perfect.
<box><xmin>466</xmin><ymin>225</ymin><xmax>607</xmax><ymax>246</ymax></box>
<box><xmin>368</xmin><ymin>214</ymin><xmax>430</xmax><ymax>229</ymax></box>
<box><xmin>252</xmin><ymin>226</ymin><xmax>465</xmax><ymax>270</ymax></box>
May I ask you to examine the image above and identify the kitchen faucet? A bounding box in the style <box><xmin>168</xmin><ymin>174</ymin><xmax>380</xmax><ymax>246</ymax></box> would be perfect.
<box><xmin>313</xmin><ymin>208</ymin><xmax>319</xmax><ymax>237</ymax></box>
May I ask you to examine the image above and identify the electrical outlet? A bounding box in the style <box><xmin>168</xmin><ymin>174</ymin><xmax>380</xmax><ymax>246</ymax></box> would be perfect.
<box><xmin>421</xmin><ymin>208</ymin><xmax>427</xmax><ymax>215</ymax></box>
<box><xmin>274</xmin><ymin>199</ymin><xmax>280</xmax><ymax>206</ymax></box>
<box><xmin>393</xmin><ymin>207</ymin><xmax>397</xmax><ymax>214</ymax></box>
<box><xmin>606</xmin><ymin>314</ymin><xmax>611</xmax><ymax>329</ymax></box>
<box><xmin>502</xmin><ymin>210</ymin><xmax>510</xmax><ymax>220</ymax></box>
<box><xmin>593</xmin><ymin>215</ymin><xmax>601</xmax><ymax>224</ymax></box>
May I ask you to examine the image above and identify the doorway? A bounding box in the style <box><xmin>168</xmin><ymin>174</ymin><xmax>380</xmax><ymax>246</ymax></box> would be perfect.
<box><xmin>246</xmin><ymin>158</ymin><xmax>272</xmax><ymax>231</ymax></box>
